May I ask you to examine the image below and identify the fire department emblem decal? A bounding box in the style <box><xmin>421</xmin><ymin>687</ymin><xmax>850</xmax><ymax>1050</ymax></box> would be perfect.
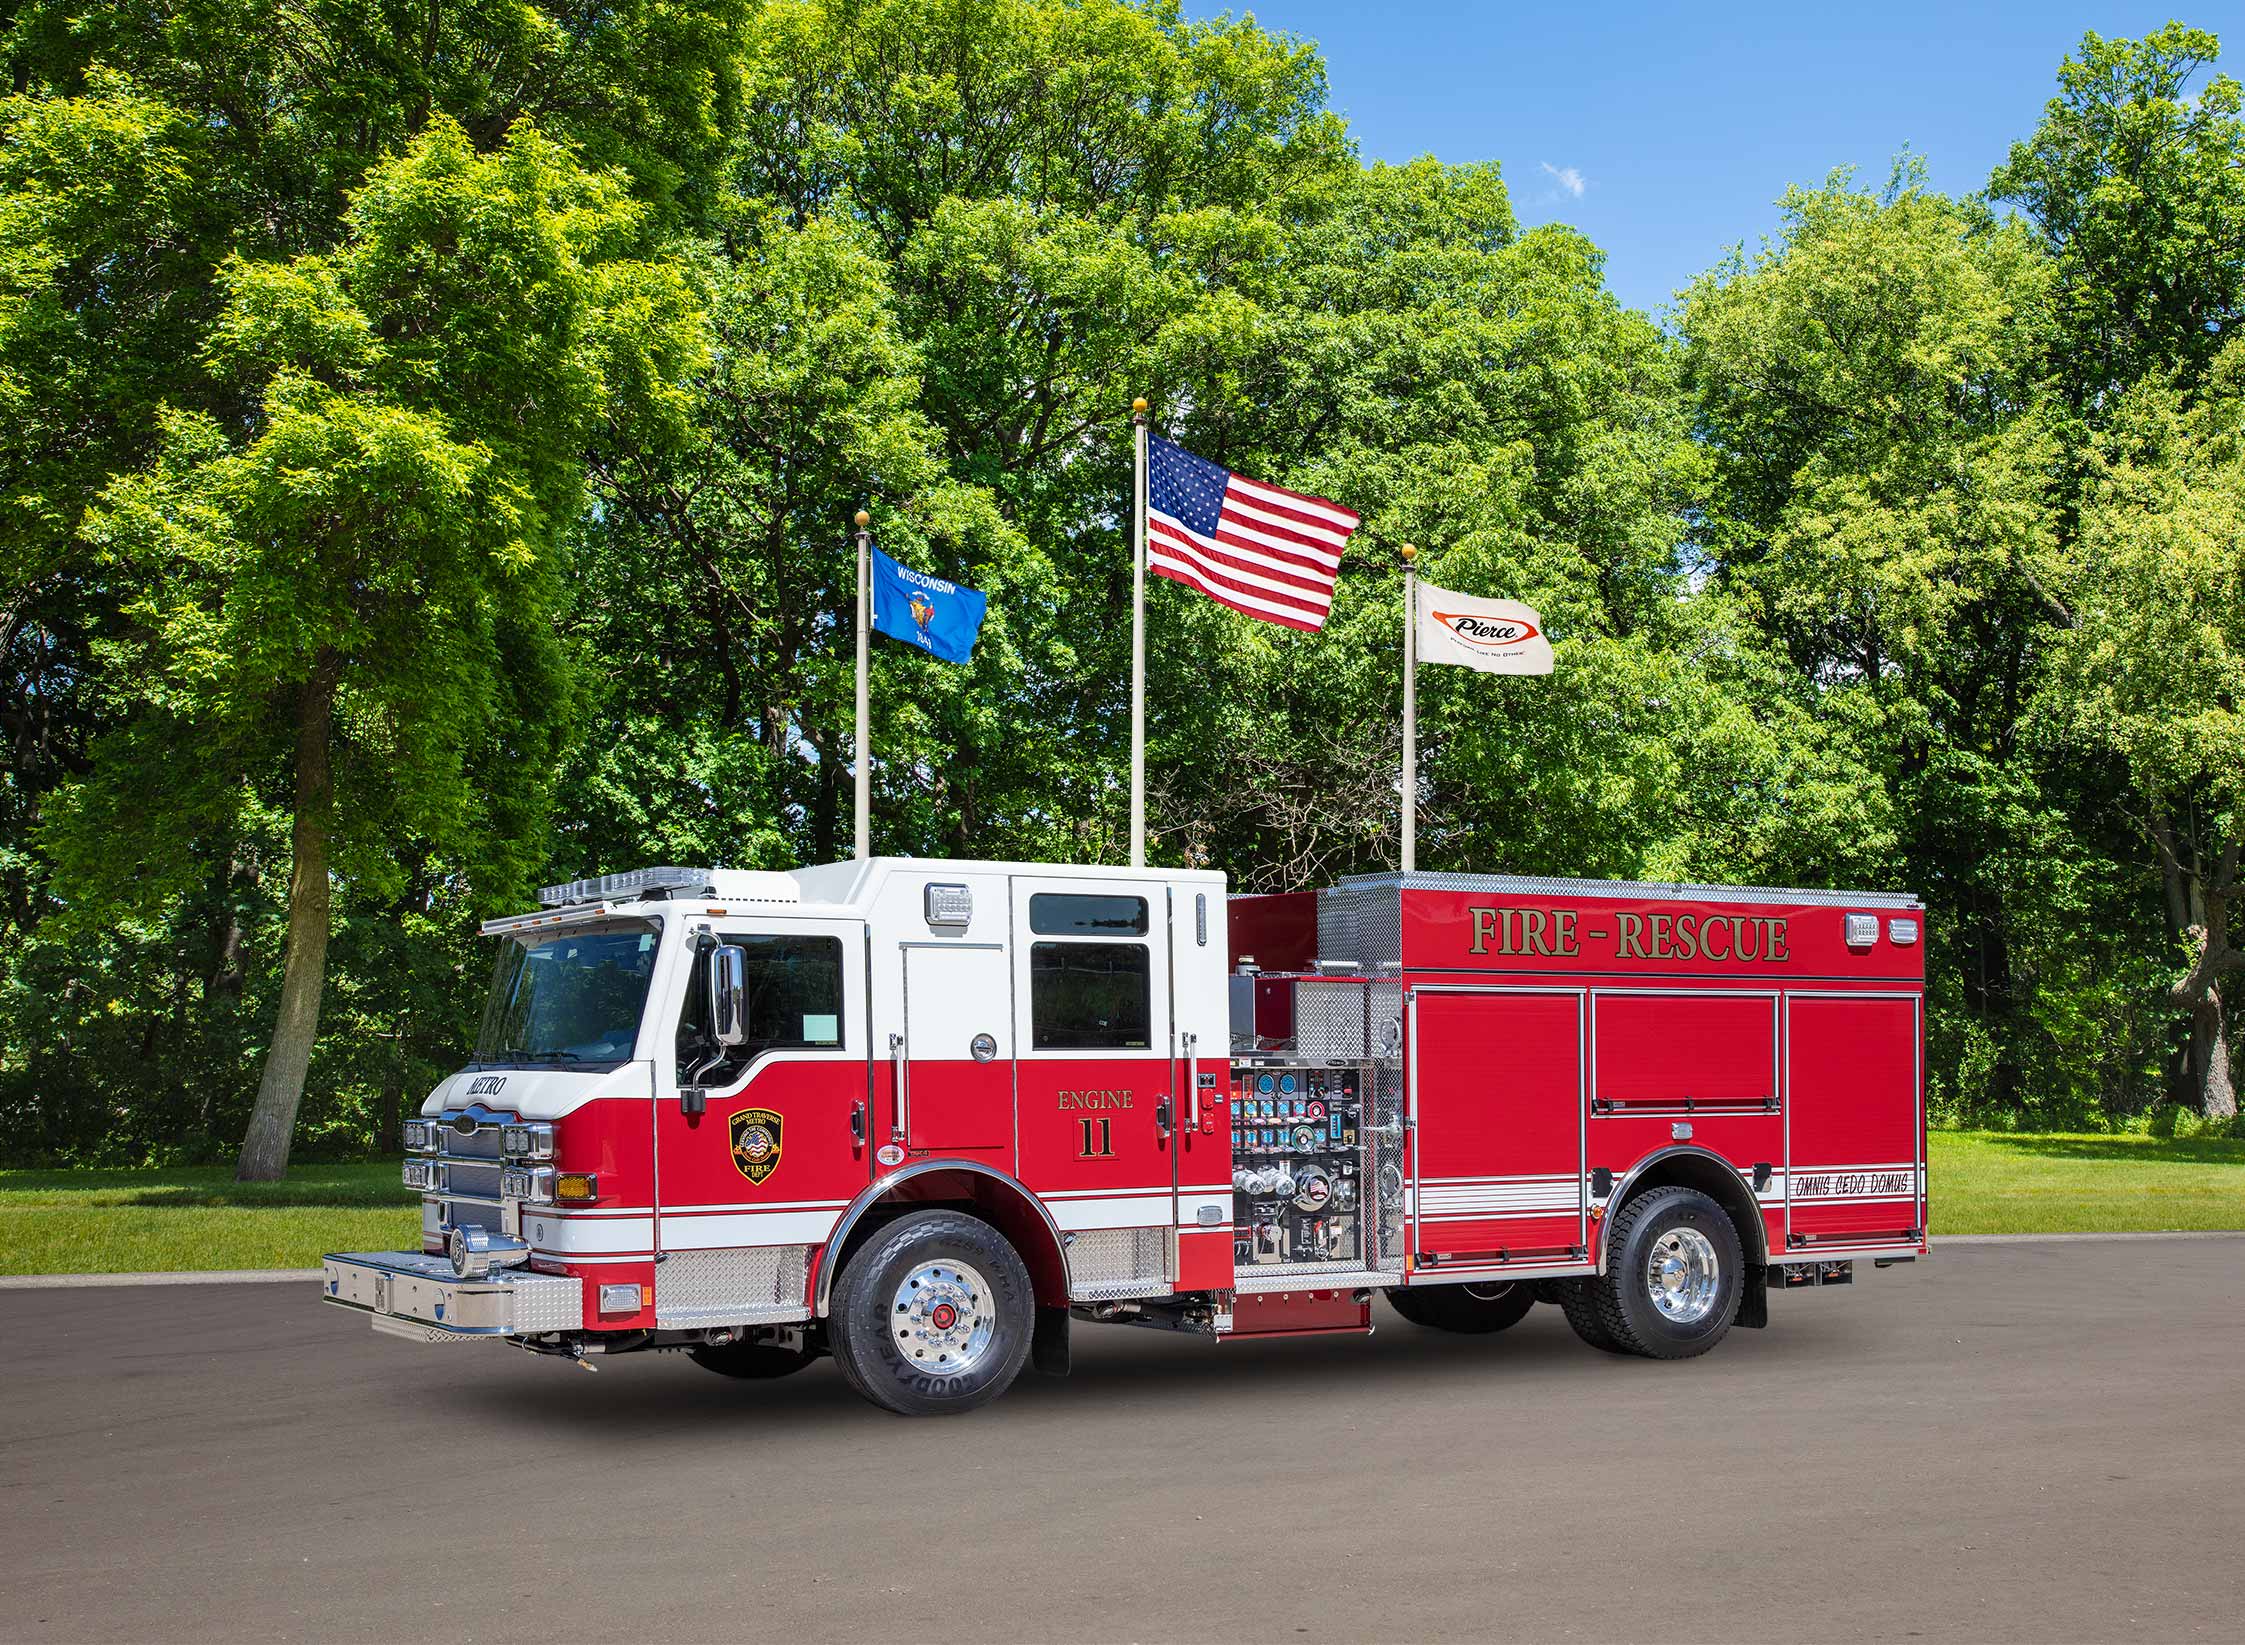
<box><xmin>729</xmin><ymin>1108</ymin><xmax>784</xmax><ymax>1185</ymax></box>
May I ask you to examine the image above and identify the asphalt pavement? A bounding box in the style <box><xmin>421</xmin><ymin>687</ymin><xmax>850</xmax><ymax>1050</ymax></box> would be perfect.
<box><xmin>3</xmin><ymin>1237</ymin><xmax>2241</xmax><ymax>1643</ymax></box>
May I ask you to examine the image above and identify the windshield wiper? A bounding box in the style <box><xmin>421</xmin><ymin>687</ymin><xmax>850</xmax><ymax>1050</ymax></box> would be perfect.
<box><xmin>481</xmin><ymin>1047</ymin><xmax>589</xmax><ymax>1065</ymax></box>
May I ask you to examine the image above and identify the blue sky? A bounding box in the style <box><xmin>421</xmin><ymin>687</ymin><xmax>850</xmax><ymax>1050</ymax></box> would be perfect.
<box><xmin>1218</xmin><ymin>1</ymin><xmax>2241</xmax><ymax>316</ymax></box>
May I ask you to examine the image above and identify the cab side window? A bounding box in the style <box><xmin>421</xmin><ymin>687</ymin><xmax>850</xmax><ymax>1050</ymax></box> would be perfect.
<box><xmin>677</xmin><ymin>934</ymin><xmax>845</xmax><ymax>1085</ymax></box>
<box><xmin>1027</xmin><ymin>894</ymin><xmax>1151</xmax><ymax>1050</ymax></box>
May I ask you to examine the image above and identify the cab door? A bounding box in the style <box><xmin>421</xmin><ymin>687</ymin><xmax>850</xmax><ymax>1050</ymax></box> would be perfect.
<box><xmin>1009</xmin><ymin>877</ymin><xmax>1174</xmax><ymax>1281</ymax></box>
<box><xmin>653</xmin><ymin>918</ymin><xmax>869</xmax><ymax>1247</ymax></box>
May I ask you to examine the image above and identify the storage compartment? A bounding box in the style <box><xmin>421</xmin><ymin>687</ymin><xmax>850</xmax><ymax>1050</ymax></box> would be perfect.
<box><xmin>1785</xmin><ymin>993</ymin><xmax>1923</xmax><ymax>1246</ymax></box>
<box><xmin>1592</xmin><ymin>990</ymin><xmax>1777</xmax><ymax>1112</ymax></box>
<box><xmin>1410</xmin><ymin>990</ymin><xmax>1586</xmax><ymax>1264</ymax></box>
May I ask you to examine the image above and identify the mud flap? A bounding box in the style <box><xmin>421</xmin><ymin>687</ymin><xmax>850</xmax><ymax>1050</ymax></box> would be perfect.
<box><xmin>1738</xmin><ymin>1264</ymin><xmax>1769</xmax><ymax>1330</ymax></box>
<box><xmin>1031</xmin><ymin>1304</ymin><xmax>1071</xmax><ymax>1375</ymax></box>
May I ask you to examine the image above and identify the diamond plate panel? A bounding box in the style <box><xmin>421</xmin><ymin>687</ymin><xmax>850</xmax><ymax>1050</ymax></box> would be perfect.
<box><xmin>1335</xmin><ymin>870</ymin><xmax>1920</xmax><ymax>910</ymax></box>
<box><xmin>655</xmin><ymin>1245</ymin><xmax>812</xmax><ymax>1326</ymax></box>
<box><xmin>1066</xmin><ymin>1226</ymin><xmax>1172</xmax><ymax>1301</ymax></box>
<box><xmin>1295</xmin><ymin>978</ymin><xmax>1370</xmax><ymax>1060</ymax></box>
<box><xmin>1365</xmin><ymin>978</ymin><xmax>1406</xmax><ymax>1271</ymax></box>
<box><xmin>508</xmin><ymin>1272</ymin><xmax>585</xmax><ymax>1333</ymax></box>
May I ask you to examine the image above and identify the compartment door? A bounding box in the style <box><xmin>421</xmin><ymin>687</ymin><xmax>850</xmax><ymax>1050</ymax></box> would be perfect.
<box><xmin>1784</xmin><ymin>993</ymin><xmax>1923</xmax><ymax>1247</ymax></box>
<box><xmin>1410</xmin><ymin>989</ymin><xmax>1586</xmax><ymax>1266</ymax></box>
<box><xmin>899</xmin><ymin>942</ymin><xmax>1014</xmax><ymax>1167</ymax></box>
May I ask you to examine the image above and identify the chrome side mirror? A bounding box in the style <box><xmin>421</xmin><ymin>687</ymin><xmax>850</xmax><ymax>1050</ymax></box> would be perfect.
<box><xmin>709</xmin><ymin>943</ymin><xmax>748</xmax><ymax>1049</ymax></box>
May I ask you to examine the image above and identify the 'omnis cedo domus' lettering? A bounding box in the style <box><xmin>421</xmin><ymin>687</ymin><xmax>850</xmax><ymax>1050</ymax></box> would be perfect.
<box><xmin>1467</xmin><ymin>905</ymin><xmax>1790</xmax><ymax>963</ymax></box>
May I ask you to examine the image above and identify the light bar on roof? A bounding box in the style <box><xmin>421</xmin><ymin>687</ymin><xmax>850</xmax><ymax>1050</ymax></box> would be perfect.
<box><xmin>537</xmin><ymin>866</ymin><xmax>718</xmax><ymax>908</ymax></box>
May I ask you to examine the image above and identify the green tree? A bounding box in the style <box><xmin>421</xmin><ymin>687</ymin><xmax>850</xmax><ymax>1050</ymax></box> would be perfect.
<box><xmin>2040</xmin><ymin>341</ymin><xmax>2245</xmax><ymax>1117</ymax></box>
<box><xmin>1991</xmin><ymin>22</ymin><xmax>2245</xmax><ymax>406</ymax></box>
<box><xmin>45</xmin><ymin>120</ymin><xmax>700</xmax><ymax>1178</ymax></box>
<box><xmin>1679</xmin><ymin>164</ymin><xmax>2155</xmax><ymax>1120</ymax></box>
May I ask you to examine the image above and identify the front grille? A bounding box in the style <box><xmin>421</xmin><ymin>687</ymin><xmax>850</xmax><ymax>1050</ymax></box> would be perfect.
<box><xmin>442</xmin><ymin>1122</ymin><xmax>505</xmax><ymax>1160</ymax></box>
<box><xmin>440</xmin><ymin>1161</ymin><xmax>504</xmax><ymax>1200</ymax></box>
<box><xmin>426</xmin><ymin>1114</ymin><xmax>516</xmax><ymax>1241</ymax></box>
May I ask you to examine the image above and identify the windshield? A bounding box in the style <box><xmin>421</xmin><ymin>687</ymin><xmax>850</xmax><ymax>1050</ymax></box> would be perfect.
<box><xmin>474</xmin><ymin>919</ymin><xmax>661</xmax><ymax>1068</ymax></box>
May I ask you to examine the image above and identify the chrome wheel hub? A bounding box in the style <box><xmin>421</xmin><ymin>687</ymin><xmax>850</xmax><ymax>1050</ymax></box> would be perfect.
<box><xmin>1645</xmin><ymin>1226</ymin><xmax>1720</xmax><ymax>1324</ymax></box>
<box><xmin>891</xmin><ymin>1258</ymin><xmax>996</xmax><ymax>1374</ymax></box>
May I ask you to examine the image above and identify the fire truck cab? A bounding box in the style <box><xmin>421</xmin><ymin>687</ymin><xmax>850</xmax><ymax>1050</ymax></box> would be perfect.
<box><xmin>323</xmin><ymin>858</ymin><xmax>1926</xmax><ymax>1415</ymax></box>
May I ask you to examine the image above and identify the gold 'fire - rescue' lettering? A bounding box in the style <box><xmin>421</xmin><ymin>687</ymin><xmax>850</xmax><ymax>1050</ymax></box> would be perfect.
<box><xmin>1468</xmin><ymin>906</ymin><xmax>1789</xmax><ymax>964</ymax></box>
<box><xmin>1467</xmin><ymin>906</ymin><xmax>1581</xmax><ymax>957</ymax></box>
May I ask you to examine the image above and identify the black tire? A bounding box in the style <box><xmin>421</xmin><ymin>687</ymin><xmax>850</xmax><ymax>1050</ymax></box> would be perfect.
<box><xmin>1557</xmin><ymin>1278</ymin><xmax>1631</xmax><ymax>1353</ymax></box>
<box><xmin>687</xmin><ymin>1339</ymin><xmax>818</xmax><ymax>1379</ymax></box>
<box><xmin>1386</xmin><ymin>1280</ymin><xmax>1537</xmax><ymax>1334</ymax></box>
<box><xmin>1578</xmin><ymin>1186</ymin><xmax>1744</xmax><ymax>1360</ymax></box>
<box><xmin>828</xmin><ymin>1209</ymin><xmax>1035</xmax><ymax>1416</ymax></box>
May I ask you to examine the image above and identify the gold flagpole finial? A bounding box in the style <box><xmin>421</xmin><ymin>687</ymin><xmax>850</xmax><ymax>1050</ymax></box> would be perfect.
<box><xmin>1399</xmin><ymin>542</ymin><xmax>1418</xmax><ymax>564</ymax></box>
<box><xmin>1131</xmin><ymin>397</ymin><xmax>1148</xmax><ymax>418</ymax></box>
<box><xmin>854</xmin><ymin>509</ymin><xmax>870</xmax><ymax>529</ymax></box>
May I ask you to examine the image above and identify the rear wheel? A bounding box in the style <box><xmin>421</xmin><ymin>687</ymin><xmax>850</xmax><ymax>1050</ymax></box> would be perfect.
<box><xmin>1386</xmin><ymin>1280</ymin><xmax>1537</xmax><ymax>1334</ymax></box>
<box><xmin>1557</xmin><ymin>1279</ymin><xmax>1630</xmax><ymax>1353</ymax></box>
<box><xmin>1572</xmin><ymin>1186</ymin><xmax>1743</xmax><ymax>1360</ymax></box>
<box><xmin>828</xmin><ymin>1209</ymin><xmax>1035</xmax><ymax>1416</ymax></box>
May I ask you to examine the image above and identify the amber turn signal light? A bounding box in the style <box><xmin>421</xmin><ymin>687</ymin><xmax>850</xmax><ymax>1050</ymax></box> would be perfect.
<box><xmin>554</xmin><ymin>1173</ymin><xmax>599</xmax><ymax>1203</ymax></box>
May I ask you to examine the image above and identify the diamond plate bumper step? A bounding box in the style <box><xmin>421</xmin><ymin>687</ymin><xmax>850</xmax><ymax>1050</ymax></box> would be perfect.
<box><xmin>321</xmin><ymin>1250</ymin><xmax>582</xmax><ymax>1339</ymax></box>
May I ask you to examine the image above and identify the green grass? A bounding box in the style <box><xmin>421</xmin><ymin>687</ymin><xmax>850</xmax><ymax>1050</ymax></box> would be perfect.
<box><xmin>1</xmin><ymin>1134</ymin><xmax>2240</xmax><ymax>1275</ymax></box>
<box><xmin>0</xmin><ymin>1163</ymin><xmax>418</xmax><ymax>1276</ymax></box>
<box><xmin>1927</xmin><ymin>1130</ymin><xmax>2245</xmax><ymax>1234</ymax></box>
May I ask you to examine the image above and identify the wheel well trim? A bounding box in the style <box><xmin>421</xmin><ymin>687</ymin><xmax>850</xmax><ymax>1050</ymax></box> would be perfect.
<box><xmin>814</xmin><ymin>1158</ymin><xmax>1067</xmax><ymax>1317</ymax></box>
<box><xmin>1598</xmin><ymin>1145</ymin><xmax>1771</xmax><ymax>1271</ymax></box>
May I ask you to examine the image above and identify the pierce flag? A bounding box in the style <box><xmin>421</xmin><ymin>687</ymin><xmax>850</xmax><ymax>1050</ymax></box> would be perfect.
<box><xmin>1415</xmin><ymin>584</ymin><xmax>1554</xmax><ymax>675</ymax></box>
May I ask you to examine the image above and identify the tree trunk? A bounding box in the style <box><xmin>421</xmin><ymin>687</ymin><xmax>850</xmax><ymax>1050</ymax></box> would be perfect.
<box><xmin>2153</xmin><ymin>816</ymin><xmax>2241</xmax><ymax>1123</ymax></box>
<box><xmin>235</xmin><ymin>653</ymin><xmax>340</xmax><ymax>1182</ymax></box>
<box><xmin>2190</xmin><ymin>986</ymin><xmax>2238</xmax><ymax>1121</ymax></box>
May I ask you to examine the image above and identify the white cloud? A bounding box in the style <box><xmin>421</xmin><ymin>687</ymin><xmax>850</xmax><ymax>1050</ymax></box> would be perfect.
<box><xmin>1540</xmin><ymin>162</ymin><xmax>1587</xmax><ymax>199</ymax></box>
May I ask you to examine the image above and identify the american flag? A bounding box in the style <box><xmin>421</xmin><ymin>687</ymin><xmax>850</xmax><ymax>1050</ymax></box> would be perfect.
<box><xmin>1146</xmin><ymin>436</ymin><xmax>1359</xmax><ymax>632</ymax></box>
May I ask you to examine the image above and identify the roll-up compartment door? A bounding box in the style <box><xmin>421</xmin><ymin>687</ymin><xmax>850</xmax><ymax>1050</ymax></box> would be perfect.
<box><xmin>1784</xmin><ymin>994</ymin><xmax>1922</xmax><ymax>1245</ymax></box>
<box><xmin>1410</xmin><ymin>990</ymin><xmax>1584</xmax><ymax>1264</ymax></box>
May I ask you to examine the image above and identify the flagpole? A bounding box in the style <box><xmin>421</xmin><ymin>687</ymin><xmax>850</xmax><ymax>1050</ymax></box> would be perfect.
<box><xmin>1400</xmin><ymin>543</ymin><xmax>1418</xmax><ymax>875</ymax></box>
<box><xmin>1129</xmin><ymin>396</ymin><xmax>1149</xmax><ymax>869</ymax></box>
<box><xmin>854</xmin><ymin>508</ymin><xmax>872</xmax><ymax>861</ymax></box>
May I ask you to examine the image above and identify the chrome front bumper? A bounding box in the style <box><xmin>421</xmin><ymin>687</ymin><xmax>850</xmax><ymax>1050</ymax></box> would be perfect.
<box><xmin>322</xmin><ymin>1250</ymin><xmax>583</xmax><ymax>1342</ymax></box>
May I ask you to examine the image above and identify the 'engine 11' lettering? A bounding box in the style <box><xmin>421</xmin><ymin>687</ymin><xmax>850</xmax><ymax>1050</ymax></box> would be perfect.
<box><xmin>1467</xmin><ymin>906</ymin><xmax>1789</xmax><ymax>963</ymax></box>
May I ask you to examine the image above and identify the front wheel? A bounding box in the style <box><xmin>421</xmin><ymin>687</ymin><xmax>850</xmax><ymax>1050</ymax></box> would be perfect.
<box><xmin>1387</xmin><ymin>1280</ymin><xmax>1537</xmax><ymax>1334</ymax></box>
<box><xmin>828</xmin><ymin>1209</ymin><xmax>1035</xmax><ymax>1416</ymax></box>
<box><xmin>1571</xmin><ymin>1186</ymin><xmax>1743</xmax><ymax>1360</ymax></box>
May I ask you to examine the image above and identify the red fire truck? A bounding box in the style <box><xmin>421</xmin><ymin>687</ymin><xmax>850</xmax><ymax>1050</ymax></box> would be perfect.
<box><xmin>322</xmin><ymin>860</ymin><xmax>1926</xmax><ymax>1415</ymax></box>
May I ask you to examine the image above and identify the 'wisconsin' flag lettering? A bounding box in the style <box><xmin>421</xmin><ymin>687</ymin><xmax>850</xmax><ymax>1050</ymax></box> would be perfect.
<box><xmin>870</xmin><ymin>545</ymin><xmax>988</xmax><ymax>665</ymax></box>
<box><xmin>1147</xmin><ymin>437</ymin><xmax>1358</xmax><ymax>631</ymax></box>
